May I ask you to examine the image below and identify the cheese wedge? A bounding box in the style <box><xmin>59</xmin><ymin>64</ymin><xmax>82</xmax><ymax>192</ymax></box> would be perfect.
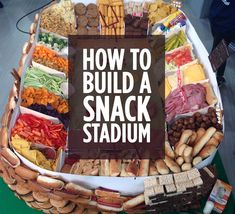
<box><xmin>183</xmin><ymin>63</ymin><xmax>206</xmax><ymax>85</ymax></box>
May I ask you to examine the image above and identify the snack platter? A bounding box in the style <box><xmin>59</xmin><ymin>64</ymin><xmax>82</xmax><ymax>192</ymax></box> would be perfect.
<box><xmin>0</xmin><ymin>0</ymin><xmax>225</xmax><ymax>213</ymax></box>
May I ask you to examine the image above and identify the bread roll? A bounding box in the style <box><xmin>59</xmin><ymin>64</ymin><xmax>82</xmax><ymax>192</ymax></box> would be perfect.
<box><xmin>138</xmin><ymin>159</ymin><xmax>149</xmax><ymax>176</ymax></box>
<box><xmin>2</xmin><ymin>170</ymin><xmax>15</xmax><ymax>185</ymax></box>
<box><xmin>37</xmin><ymin>176</ymin><xmax>64</xmax><ymax>190</ymax></box>
<box><xmin>15</xmin><ymin>166</ymin><xmax>39</xmax><ymax>180</ymax></box>
<box><xmin>198</xmin><ymin>145</ymin><xmax>217</xmax><ymax>159</ymax></box>
<box><xmin>176</xmin><ymin>157</ymin><xmax>184</xmax><ymax>166</ymax></box>
<box><xmin>100</xmin><ymin>159</ymin><xmax>110</xmax><ymax>176</ymax></box>
<box><xmin>149</xmin><ymin>164</ymin><xmax>159</xmax><ymax>176</ymax></box>
<box><xmin>120</xmin><ymin>163</ymin><xmax>129</xmax><ymax>177</ymax></box>
<box><xmin>155</xmin><ymin>159</ymin><xmax>170</xmax><ymax>175</ymax></box>
<box><xmin>0</xmin><ymin>148</ymin><xmax>20</xmax><ymax>168</ymax></box>
<box><xmin>33</xmin><ymin>192</ymin><xmax>49</xmax><ymax>203</ymax></box>
<box><xmin>123</xmin><ymin>194</ymin><xmax>145</xmax><ymax>211</ymax></box>
<box><xmin>110</xmin><ymin>159</ymin><xmax>121</xmax><ymax>177</ymax></box>
<box><xmin>50</xmin><ymin>199</ymin><xmax>68</xmax><ymax>208</ymax></box>
<box><xmin>181</xmin><ymin>163</ymin><xmax>192</xmax><ymax>171</ymax></box>
<box><xmin>57</xmin><ymin>202</ymin><xmax>76</xmax><ymax>214</ymax></box>
<box><xmin>0</xmin><ymin>127</ymin><xmax>8</xmax><ymax>148</ymax></box>
<box><xmin>65</xmin><ymin>183</ymin><xmax>93</xmax><ymax>196</ymax></box>
<box><xmin>183</xmin><ymin>146</ymin><xmax>193</xmax><ymax>163</ymax></box>
<box><xmin>195</xmin><ymin>128</ymin><xmax>206</xmax><ymax>143</ymax></box>
<box><xmin>193</xmin><ymin>127</ymin><xmax>216</xmax><ymax>157</ymax></box>
<box><xmin>125</xmin><ymin>160</ymin><xmax>138</xmax><ymax>176</ymax></box>
<box><xmin>164</xmin><ymin>156</ymin><xmax>181</xmax><ymax>173</ymax></box>
<box><xmin>192</xmin><ymin>156</ymin><xmax>202</xmax><ymax>166</ymax></box>
<box><xmin>206</xmin><ymin>137</ymin><xmax>219</xmax><ymax>147</ymax></box>
<box><xmin>165</xmin><ymin>141</ymin><xmax>175</xmax><ymax>159</ymax></box>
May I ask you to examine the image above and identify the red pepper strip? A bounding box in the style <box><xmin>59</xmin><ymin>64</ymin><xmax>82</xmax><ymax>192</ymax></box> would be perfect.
<box><xmin>17</xmin><ymin>119</ymin><xmax>24</xmax><ymax>127</ymax></box>
<box><xmin>19</xmin><ymin>131</ymin><xmax>29</xmax><ymax>138</ymax></box>
<box><xmin>32</xmin><ymin>130</ymin><xmax>41</xmax><ymax>137</ymax></box>
<box><xmin>12</xmin><ymin>114</ymin><xmax>67</xmax><ymax>149</ymax></box>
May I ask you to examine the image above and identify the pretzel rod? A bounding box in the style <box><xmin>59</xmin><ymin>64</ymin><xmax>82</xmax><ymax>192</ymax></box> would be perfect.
<box><xmin>110</xmin><ymin>6</ymin><xmax>119</xmax><ymax>27</ymax></box>
<box><xmin>99</xmin><ymin>10</ymin><xmax>107</xmax><ymax>27</ymax></box>
<box><xmin>100</xmin><ymin>8</ymin><xmax>119</xmax><ymax>28</ymax></box>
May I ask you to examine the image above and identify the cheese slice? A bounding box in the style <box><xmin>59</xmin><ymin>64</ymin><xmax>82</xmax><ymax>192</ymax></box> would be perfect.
<box><xmin>165</xmin><ymin>78</ymin><xmax>172</xmax><ymax>99</ymax></box>
<box><xmin>183</xmin><ymin>63</ymin><xmax>206</xmax><ymax>85</ymax></box>
<box><xmin>167</xmin><ymin>74</ymin><xmax>178</xmax><ymax>90</ymax></box>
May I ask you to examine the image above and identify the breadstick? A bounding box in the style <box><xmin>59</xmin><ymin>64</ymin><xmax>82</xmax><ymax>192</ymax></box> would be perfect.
<box><xmin>116</xmin><ymin>27</ymin><xmax>121</xmax><ymax>35</ymax></box>
<box><xmin>120</xmin><ymin>5</ymin><xmax>124</xmax><ymax>17</ymax></box>
<box><xmin>155</xmin><ymin>159</ymin><xmax>170</xmax><ymax>175</ymax></box>
<box><xmin>104</xmin><ymin>5</ymin><xmax>108</xmax><ymax>17</ymax></box>
<box><xmin>120</xmin><ymin>27</ymin><xmax>124</xmax><ymax>35</ymax></box>
<box><xmin>108</xmin><ymin>6</ymin><xmax>112</xmax><ymax>17</ymax></box>
<box><xmin>175</xmin><ymin>130</ymin><xmax>193</xmax><ymax>153</ymax></box>
<box><xmin>105</xmin><ymin>16</ymin><xmax>109</xmax><ymax>25</ymax></box>
<box><xmin>181</xmin><ymin>163</ymin><xmax>192</xmax><ymax>171</ymax></box>
<box><xmin>213</xmin><ymin>131</ymin><xmax>224</xmax><ymax>142</ymax></box>
<box><xmin>198</xmin><ymin>145</ymin><xmax>217</xmax><ymax>159</ymax></box>
<box><xmin>206</xmin><ymin>137</ymin><xmax>219</xmax><ymax>147</ymax></box>
<box><xmin>183</xmin><ymin>146</ymin><xmax>193</xmax><ymax>163</ymax></box>
<box><xmin>192</xmin><ymin>156</ymin><xmax>202</xmax><ymax>166</ymax></box>
<box><xmin>176</xmin><ymin>143</ymin><xmax>187</xmax><ymax>157</ymax></box>
<box><xmin>176</xmin><ymin>157</ymin><xmax>184</xmax><ymax>166</ymax></box>
<box><xmin>165</xmin><ymin>141</ymin><xmax>175</xmax><ymax>159</ymax></box>
<box><xmin>101</xmin><ymin>27</ymin><xmax>106</xmax><ymax>35</ymax></box>
<box><xmin>112</xmin><ymin>2</ymin><xmax>123</xmax><ymax>6</ymax></box>
<box><xmin>203</xmin><ymin>82</ymin><xmax>217</xmax><ymax>105</ymax></box>
<box><xmin>115</xmin><ymin>5</ymin><xmax>120</xmax><ymax>17</ymax></box>
<box><xmin>188</xmin><ymin>131</ymin><xmax>197</xmax><ymax>147</ymax></box>
<box><xmin>195</xmin><ymin>128</ymin><xmax>206</xmax><ymax>143</ymax></box>
<box><xmin>120</xmin><ymin>19</ymin><xmax>124</xmax><ymax>27</ymax></box>
<box><xmin>100</xmin><ymin>17</ymin><xmax>105</xmax><ymax>26</ymax></box>
<box><xmin>164</xmin><ymin>156</ymin><xmax>181</xmax><ymax>173</ymax></box>
<box><xmin>193</xmin><ymin>127</ymin><xmax>216</xmax><ymax>157</ymax></box>
<box><xmin>99</xmin><ymin>5</ymin><xmax>105</xmax><ymax>15</ymax></box>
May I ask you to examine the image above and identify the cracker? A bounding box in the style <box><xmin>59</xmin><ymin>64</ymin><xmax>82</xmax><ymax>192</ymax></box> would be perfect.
<box><xmin>144</xmin><ymin>177</ymin><xmax>157</xmax><ymax>188</ymax></box>
<box><xmin>154</xmin><ymin>185</ymin><xmax>164</xmax><ymax>195</ymax></box>
<box><xmin>192</xmin><ymin>177</ymin><xmax>203</xmax><ymax>186</ymax></box>
<box><xmin>144</xmin><ymin>194</ymin><xmax>151</xmax><ymax>205</ymax></box>
<box><xmin>165</xmin><ymin>184</ymin><xmax>176</xmax><ymax>193</ymax></box>
<box><xmin>176</xmin><ymin>183</ymin><xmax>186</xmax><ymax>192</ymax></box>
<box><xmin>178</xmin><ymin>180</ymin><xmax>194</xmax><ymax>189</ymax></box>
<box><xmin>187</xmin><ymin>168</ymin><xmax>200</xmax><ymax>180</ymax></box>
<box><xmin>144</xmin><ymin>187</ymin><xmax>155</xmax><ymax>198</ymax></box>
<box><xmin>159</xmin><ymin>174</ymin><xmax>174</xmax><ymax>185</ymax></box>
<box><xmin>173</xmin><ymin>172</ymin><xmax>189</xmax><ymax>183</ymax></box>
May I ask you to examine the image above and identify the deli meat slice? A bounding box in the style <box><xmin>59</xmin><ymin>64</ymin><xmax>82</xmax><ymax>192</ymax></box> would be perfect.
<box><xmin>165</xmin><ymin>84</ymin><xmax>208</xmax><ymax>122</ymax></box>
